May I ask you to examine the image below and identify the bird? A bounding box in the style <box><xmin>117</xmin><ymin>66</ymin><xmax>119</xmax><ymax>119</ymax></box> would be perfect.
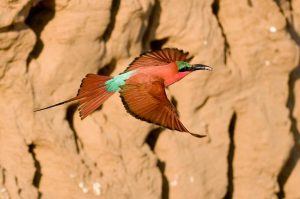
<box><xmin>35</xmin><ymin>48</ymin><xmax>212</xmax><ymax>138</ymax></box>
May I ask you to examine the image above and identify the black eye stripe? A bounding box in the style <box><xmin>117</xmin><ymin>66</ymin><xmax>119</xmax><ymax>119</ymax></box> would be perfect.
<box><xmin>179</xmin><ymin>67</ymin><xmax>193</xmax><ymax>72</ymax></box>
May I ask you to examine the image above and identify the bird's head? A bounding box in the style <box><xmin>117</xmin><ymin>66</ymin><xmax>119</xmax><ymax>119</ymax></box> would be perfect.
<box><xmin>176</xmin><ymin>61</ymin><xmax>212</xmax><ymax>73</ymax></box>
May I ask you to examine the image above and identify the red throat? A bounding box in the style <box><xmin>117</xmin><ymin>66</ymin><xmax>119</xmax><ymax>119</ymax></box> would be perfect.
<box><xmin>165</xmin><ymin>71</ymin><xmax>191</xmax><ymax>86</ymax></box>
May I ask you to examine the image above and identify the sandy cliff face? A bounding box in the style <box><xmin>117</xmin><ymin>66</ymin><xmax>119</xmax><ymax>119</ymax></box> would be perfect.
<box><xmin>0</xmin><ymin>0</ymin><xmax>299</xmax><ymax>198</ymax></box>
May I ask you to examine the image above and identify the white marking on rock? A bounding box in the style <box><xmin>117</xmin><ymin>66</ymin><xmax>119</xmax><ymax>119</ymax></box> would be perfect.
<box><xmin>79</xmin><ymin>181</ymin><xmax>89</xmax><ymax>193</ymax></box>
<box><xmin>269</xmin><ymin>26</ymin><xmax>277</xmax><ymax>33</ymax></box>
<box><xmin>93</xmin><ymin>182</ymin><xmax>102</xmax><ymax>196</ymax></box>
<box><xmin>170</xmin><ymin>175</ymin><xmax>179</xmax><ymax>187</ymax></box>
<box><xmin>0</xmin><ymin>187</ymin><xmax>6</xmax><ymax>193</ymax></box>
<box><xmin>189</xmin><ymin>176</ymin><xmax>194</xmax><ymax>183</ymax></box>
<box><xmin>264</xmin><ymin>60</ymin><xmax>271</xmax><ymax>66</ymax></box>
<box><xmin>69</xmin><ymin>173</ymin><xmax>76</xmax><ymax>178</ymax></box>
<box><xmin>170</xmin><ymin>180</ymin><xmax>178</xmax><ymax>187</ymax></box>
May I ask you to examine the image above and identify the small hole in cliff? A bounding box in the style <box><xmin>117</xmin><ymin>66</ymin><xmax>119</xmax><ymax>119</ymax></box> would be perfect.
<box><xmin>150</xmin><ymin>38</ymin><xmax>169</xmax><ymax>50</ymax></box>
<box><xmin>247</xmin><ymin>0</ymin><xmax>253</xmax><ymax>7</ymax></box>
<box><xmin>25</xmin><ymin>0</ymin><xmax>55</xmax><ymax>63</ymax></box>
<box><xmin>146</xmin><ymin>127</ymin><xmax>164</xmax><ymax>151</ymax></box>
<box><xmin>98</xmin><ymin>59</ymin><xmax>117</xmax><ymax>76</ymax></box>
<box><xmin>212</xmin><ymin>0</ymin><xmax>219</xmax><ymax>15</ymax></box>
<box><xmin>2</xmin><ymin>168</ymin><xmax>6</xmax><ymax>184</ymax></box>
<box><xmin>14</xmin><ymin>177</ymin><xmax>22</xmax><ymax>195</ymax></box>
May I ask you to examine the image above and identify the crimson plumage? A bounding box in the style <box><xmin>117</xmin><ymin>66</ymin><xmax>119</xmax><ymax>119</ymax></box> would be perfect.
<box><xmin>35</xmin><ymin>48</ymin><xmax>212</xmax><ymax>138</ymax></box>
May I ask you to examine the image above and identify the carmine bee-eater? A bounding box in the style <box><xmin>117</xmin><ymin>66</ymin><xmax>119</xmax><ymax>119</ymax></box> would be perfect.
<box><xmin>35</xmin><ymin>48</ymin><xmax>212</xmax><ymax>138</ymax></box>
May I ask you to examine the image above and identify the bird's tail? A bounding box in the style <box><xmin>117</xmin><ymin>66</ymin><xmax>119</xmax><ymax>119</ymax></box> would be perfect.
<box><xmin>34</xmin><ymin>74</ymin><xmax>114</xmax><ymax>119</ymax></box>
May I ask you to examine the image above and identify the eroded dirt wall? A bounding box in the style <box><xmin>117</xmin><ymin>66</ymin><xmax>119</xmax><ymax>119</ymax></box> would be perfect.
<box><xmin>0</xmin><ymin>0</ymin><xmax>299</xmax><ymax>198</ymax></box>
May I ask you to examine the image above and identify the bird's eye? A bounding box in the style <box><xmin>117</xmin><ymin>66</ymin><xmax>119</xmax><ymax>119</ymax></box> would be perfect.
<box><xmin>179</xmin><ymin>67</ymin><xmax>186</xmax><ymax>72</ymax></box>
<box><xmin>179</xmin><ymin>67</ymin><xmax>190</xmax><ymax>72</ymax></box>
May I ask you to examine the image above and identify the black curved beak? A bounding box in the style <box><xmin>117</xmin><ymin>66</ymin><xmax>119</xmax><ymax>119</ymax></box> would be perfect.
<box><xmin>192</xmin><ymin>64</ymin><xmax>212</xmax><ymax>71</ymax></box>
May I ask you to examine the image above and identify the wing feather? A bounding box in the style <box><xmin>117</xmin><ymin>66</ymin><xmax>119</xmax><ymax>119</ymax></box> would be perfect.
<box><xmin>120</xmin><ymin>75</ymin><xmax>205</xmax><ymax>138</ymax></box>
<box><xmin>125</xmin><ymin>48</ymin><xmax>189</xmax><ymax>72</ymax></box>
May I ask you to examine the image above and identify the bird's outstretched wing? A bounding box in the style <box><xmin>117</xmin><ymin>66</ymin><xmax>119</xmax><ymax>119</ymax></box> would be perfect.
<box><xmin>119</xmin><ymin>75</ymin><xmax>205</xmax><ymax>138</ymax></box>
<box><xmin>125</xmin><ymin>48</ymin><xmax>189</xmax><ymax>72</ymax></box>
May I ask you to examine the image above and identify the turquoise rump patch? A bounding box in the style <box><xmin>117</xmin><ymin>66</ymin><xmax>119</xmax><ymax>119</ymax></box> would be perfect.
<box><xmin>105</xmin><ymin>70</ymin><xmax>136</xmax><ymax>92</ymax></box>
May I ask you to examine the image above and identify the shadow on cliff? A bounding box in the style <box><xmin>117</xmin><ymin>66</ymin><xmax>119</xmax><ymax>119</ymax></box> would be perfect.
<box><xmin>277</xmin><ymin>63</ymin><xmax>300</xmax><ymax>199</ymax></box>
<box><xmin>25</xmin><ymin>0</ymin><xmax>56</xmax><ymax>63</ymax></box>
<box><xmin>277</xmin><ymin>14</ymin><xmax>300</xmax><ymax>198</ymax></box>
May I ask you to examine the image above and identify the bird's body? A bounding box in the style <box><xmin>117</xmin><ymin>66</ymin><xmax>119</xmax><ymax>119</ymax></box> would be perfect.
<box><xmin>130</xmin><ymin>63</ymin><xmax>187</xmax><ymax>86</ymax></box>
<box><xmin>105</xmin><ymin>62</ymin><xmax>189</xmax><ymax>92</ymax></box>
<box><xmin>35</xmin><ymin>48</ymin><xmax>212</xmax><ymax>138</ymax></box>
